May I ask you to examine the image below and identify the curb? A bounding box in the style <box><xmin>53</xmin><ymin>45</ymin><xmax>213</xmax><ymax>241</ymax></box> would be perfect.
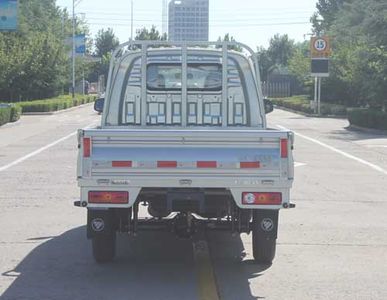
<box><xmin>22</xmin><ymin>102</ymin><xmax>94</xmax><ymax>116</ymax></box>
<box><xmin>0</xmin><ymin>119</ymin><xmax>21</xmax><ymax>129</ymax></box>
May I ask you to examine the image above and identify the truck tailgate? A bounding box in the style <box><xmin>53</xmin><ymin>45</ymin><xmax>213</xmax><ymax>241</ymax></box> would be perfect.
<box><xmin>79</xmin><ymin>129</ymin><xmax>293</xmax><ymax>182</ymax></box>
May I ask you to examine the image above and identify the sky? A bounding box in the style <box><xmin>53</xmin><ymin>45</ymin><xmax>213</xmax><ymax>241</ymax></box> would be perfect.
<box><xmin>56</xmin><ymin>0</ymin><xmax>317</xmax><ymax>49</ymax></box>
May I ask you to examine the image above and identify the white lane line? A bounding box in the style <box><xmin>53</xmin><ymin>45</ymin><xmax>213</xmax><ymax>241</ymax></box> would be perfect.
<box><xmin>277</xmin><ymin>124</ymin><xmax>387</xmax><ymax>176</ymax></box>
<box><xmin>295</xmin><ymin>162</ymin><xmax>307</xmax><ymax>168</ymax></box>
<box><xmin>0</xmin><ymin>122</ymin><xmax>98</xmax><ymax>172</ymax></box>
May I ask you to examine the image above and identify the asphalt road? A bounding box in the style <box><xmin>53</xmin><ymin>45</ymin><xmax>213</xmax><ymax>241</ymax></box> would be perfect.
<box><xmin>0</xmin><ymin>104</ymin><xmax>386</xmax><ymax>300</ymax></box>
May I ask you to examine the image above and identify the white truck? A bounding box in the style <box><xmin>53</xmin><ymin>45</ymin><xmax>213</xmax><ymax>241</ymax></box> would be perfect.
<box><xmin>75</xmin><ymin>41</ymin><xmax>295</xmax><ymax>264</ymax></box>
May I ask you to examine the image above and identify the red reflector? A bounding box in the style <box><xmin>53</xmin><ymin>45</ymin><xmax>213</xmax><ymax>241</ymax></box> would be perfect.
<box><xmin>157</xmin><ymin>161</ymin><xmax>177</xmax><ymax>168</ymax></box>
<box><xmin>88</xmin><ymin>191</ymin><xmax>129</xmax><ymax>204</ymax></box>
<box><xmin>83</xmin><ymin>138</ymin><xmax>91</xmax><ymax>157</ymax></box>
<box><xmin>281</xmin><ymin>139</ymin><xmax>288</xmax><ymax>158</ymax></box>
<box><xmin>197</xmin><ymin>161</ymin><xmax>217</xmax><ymax>168</ymax></box>
<box><xmin>112</xmin><ymin>161</ymin><xmax>132</xmax><ymax>168</ymax></box>
<box><xmin>240</xmin><ymin>161</ymin><xmax>260</xmax><ymax>168</ymax></box>
<box><xmin>242</xmin><ymin>192</ymin><xmax>282</xmax><ymax>205</ymax></box>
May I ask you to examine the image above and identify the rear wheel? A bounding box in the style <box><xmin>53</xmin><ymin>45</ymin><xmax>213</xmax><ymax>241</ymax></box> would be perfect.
<box><xmin>92</xmin><ymin>232</ymin><xmax>116</xmax><ymax>263</ymax></box>
<box><xmin>252</xmin><ymin>210</ymin><xmax>278</xmax><ymax>264</ymax></box>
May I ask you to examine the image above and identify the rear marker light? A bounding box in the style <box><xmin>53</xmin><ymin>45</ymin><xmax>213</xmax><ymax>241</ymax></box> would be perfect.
<box><xmin>83</xmin><ymin>138</ymin><xmax>91</xmax><ymax>157</ymax></box>
<box><xmin>242</xmin><ymin>192</ymin><xmax>282</xmax><ymax>205</ymax></box>
<box><xmin>197</xmin><ymin>161</ymin><xmax>217</xmax><ymax>168</ymax></box>
<box><xmin>112</xmin><ymin>161</ymin><xmax>132</xmax><ymax>168</ymax></box>
<box><xmin>281</xmin><ymin>139</ymin><xmax>288</xmax><ymax>158</ymax></box>
<box><xmin>157</xmin><ymin>161</ymin><xmax>178</xmax><ymax>168</ymax></box>
<box><xmin>88</xmin><ymin>191</ymin><xmax>129</xmax><ymax>204</ymax></box>
<box><xmin>240</xmin><ymin>161</ymin><xmax>260</xmax><ymax>168</ymax></box>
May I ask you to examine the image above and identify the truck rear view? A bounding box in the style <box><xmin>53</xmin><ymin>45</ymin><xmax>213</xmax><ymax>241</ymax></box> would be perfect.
<box><xmin>76</xmin><ymin>41</ymin><xmax>295</xmax><ymax>264</ymax></box>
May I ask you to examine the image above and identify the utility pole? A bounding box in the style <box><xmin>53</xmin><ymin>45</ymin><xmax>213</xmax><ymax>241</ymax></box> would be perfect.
<box><xmin>72</xmin><ymin>0</ymin><xmax>75</xmax><ymax>99</ymax></box>
<box><xmin>131</xmin><ymin>0</ymin><xmax>134</xmax><ymax>40</ymax></box>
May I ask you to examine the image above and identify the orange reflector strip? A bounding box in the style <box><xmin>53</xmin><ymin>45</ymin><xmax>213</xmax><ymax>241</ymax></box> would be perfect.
<box><xmin>281</xmin><ymin>139</ymin><xmax>288</xmax><ymax>158</ymax></box>
<box><xmin>83</xmin><ymin>138</ymin><xmax>91</xmax><ymax>157</ymax></box>
<box><xmin>242</xmin><ymin>192</ymin><xmax>282</xmax><ymax>205</ymax></box>
<box><xmin>157</xmin><ymin>161</ymin><xmax>177</xmax><ymax>168</ymax></box>
<box><xmin>112</xmin><ymin>161</ymin><xmax>132</xmax><ymax>168</ymax></box>
<box><xmin>240</xmin><ymin>161</ymin><xmax>260</xmax><ymax>168</ymax></box>
<box><xmin>88</xmin><ymin>191</ymin><xmax>129</xmax><ymax>204</ymax></box>
<box><xmin>197</xmin><ymin>161</ymin><xmax>217</xmax><ymax>168</ymax></box>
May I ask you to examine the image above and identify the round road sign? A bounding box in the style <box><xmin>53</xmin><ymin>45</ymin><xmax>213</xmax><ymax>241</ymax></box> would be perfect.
<box><xmin>314</xmin><ymin>38</ymin><xmax>327</xmax><ymax>52</ymax></box>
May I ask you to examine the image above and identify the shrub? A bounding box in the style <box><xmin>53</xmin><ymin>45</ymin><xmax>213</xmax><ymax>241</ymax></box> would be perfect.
<box><xmin>10</xmin><ymin>105</ymin><xmax>22</xmax><ymax>122</ymax></box>
<box><xmin>348</xmin><ymin>109</ymin><xmax>387</xmax><ymax>131</ymax></box>
<box><xmin>0</xmin><ymin>106</ymin><xmax>12</xmax><ymax>126</ymax></box>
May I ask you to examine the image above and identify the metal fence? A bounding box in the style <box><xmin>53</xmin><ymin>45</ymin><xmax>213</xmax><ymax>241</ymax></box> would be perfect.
<box><xmin>261</xmin><ymin>81</ymin><xmax>291</xmax><ymax>98</ymax></box>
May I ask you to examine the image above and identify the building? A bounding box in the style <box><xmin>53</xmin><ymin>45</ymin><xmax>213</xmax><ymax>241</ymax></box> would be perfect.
<box><xmin>168</xmin><ymin>0</ymin><xmax>209</xmax><ymax>41</ymax></box>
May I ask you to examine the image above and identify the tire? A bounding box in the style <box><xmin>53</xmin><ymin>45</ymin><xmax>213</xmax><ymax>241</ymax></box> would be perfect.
<box><xmin>252</xmin><ymin>211</ymin><xmax>277</xmax><ymax>264</ymax></box>
<box><xmin>92</xmin><ymin>232</ymin><xmax>116</xmax><ymax>263</ymax></box>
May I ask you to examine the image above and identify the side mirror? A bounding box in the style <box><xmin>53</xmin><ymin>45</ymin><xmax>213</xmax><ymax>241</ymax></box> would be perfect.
<box><xmin>264</xmin><ymin>98</ymin><xmax>274</xmax><ymax>114</ymax></box>
<box><xmin>94</xmin><ymin>98</ymin><xmax>104</xmax><ymax>113</ymax></box>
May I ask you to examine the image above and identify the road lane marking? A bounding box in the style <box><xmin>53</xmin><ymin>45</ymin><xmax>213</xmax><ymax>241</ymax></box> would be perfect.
<box><xmin>295</xmin><ymin>162</ymin><xmax>306</xmax><ymax>167</ymax></box>
<box><xmin>277</xmin><ymin>125</ymin><xmax>387</xmax><ymax>176</ymax></box>
<box><xmin>0</xmin><ymin>122</ymin><xmax>98</xmax><ymax>172</ymax></box>
<box><xmin>193</xmin><ymin>240</ymin><xmax>220</xmax><ymax>300</ymax></box>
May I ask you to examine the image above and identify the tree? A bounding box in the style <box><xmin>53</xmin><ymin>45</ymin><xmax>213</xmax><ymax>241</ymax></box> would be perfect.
<box><xmin>0</xmin><ymin>0</ymin><xmax>90</xmax><ymax>101</ymax></box>
<box><xmin>256</xmin><ymin>47</ymin><xmax>272</xmax><ymax>82</ymax></box>
<box><xmin>315</xmin><ymin>0</ymin><xmax>387</xmax><ymax>107</ymax></box>
<box><xmin>310</xmin><ymin>0</ymin><xmax>345</xmax><ymax>33</ymax></box>
<box><xmin>288</xmin><ymin>42</ymin><xmax>312</xmax><ymax>93</ymax></box>
<box><xmin>267</xmin><ymin>34</ymin><xmax>296</xmax><ymax>66</ymax></box>
<box><xmin>135</xmin><ymin>26</ymin><xmax>167</xmax><ymax>41</ymax></box>
<box><xmin>95</xmin><ymin>28</ymin><xmax>120</xmax><ymax>57</ymax></box>
<box><xmin>256</xmin><ymin>34</ymin><xmax>296</xmax><ymax>82</ymax></box>
<box><xmin>216</xmin><ymin>33</ymin><xmax>242</xmax><ymax>52</ymax></box>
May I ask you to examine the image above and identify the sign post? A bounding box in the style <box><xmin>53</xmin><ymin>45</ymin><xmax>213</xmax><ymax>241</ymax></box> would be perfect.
<box><xmin>310</xmin><ymin>36</ymin><xmax>330</xmax><ymax>115</ymax></box>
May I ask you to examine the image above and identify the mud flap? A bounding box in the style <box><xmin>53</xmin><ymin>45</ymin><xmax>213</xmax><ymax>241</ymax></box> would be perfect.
<box><xmin>87</xmin><ymin>209</ymin><xmax>115</xmax><ymax>239</ymax></box>
<box><xmin>252</xmin><ymin>210</ymin><xmax>279</xmax><ymax>239</ymax></box>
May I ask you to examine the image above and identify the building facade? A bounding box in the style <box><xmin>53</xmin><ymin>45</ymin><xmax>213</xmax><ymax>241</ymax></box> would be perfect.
<box><xmin>168</xmin><ymin>0</ymin><xmax>209</xmax><ymax>41</ymax></box>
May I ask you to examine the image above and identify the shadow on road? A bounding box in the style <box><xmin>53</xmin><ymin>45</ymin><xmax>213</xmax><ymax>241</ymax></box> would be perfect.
<box><xmin>1</xmin><ymin>227</ymin><xmax>270</xmax><ymax>300</ymax></box>
<box><xmin>208</xmin><ymin>232</ymin><xmax>271</xmax><ymax>300</ymax></box>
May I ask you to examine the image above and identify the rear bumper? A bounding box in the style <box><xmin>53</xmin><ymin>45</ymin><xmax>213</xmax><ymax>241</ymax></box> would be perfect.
<box><xmin>78</xmin><ymin>175</ymin><xmax>293</xmax><ymax>210</ymax></box>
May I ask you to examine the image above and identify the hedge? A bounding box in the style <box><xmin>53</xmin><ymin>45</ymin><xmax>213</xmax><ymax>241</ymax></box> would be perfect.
<box><xmin>271</xmin><ymin>96</ymin><xmax>347</xmax><ymax>116</ymax></box>
<box><xmin>0</xmin><ymin>95</ymin><xmax>95</xmax><ymax>126</ymax></box>
<box><xmin>348</xmin><ymin>109</ymin><xmax>387</xmax><ymax>131</ymax></box>
<box><xmin>0</xmin><ymin>106</ymin><xmax>12</xmax><ymax>126</ymax></box>
<box><xmin>18</xmin><ymin>95</ymin><xmax>96</xmax><ymax>113</ymax></box>
<box><xmin>0</xmin><ymin>104</ymin><xmax>22</xmax><ymax>126</ymax></box>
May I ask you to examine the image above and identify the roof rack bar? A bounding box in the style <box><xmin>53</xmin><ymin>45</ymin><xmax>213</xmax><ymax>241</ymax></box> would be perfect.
<box><xmin>222</xmin><ymin>43</ymin><xmax>228</xmax><ymax>128</ymax></box>
<box><xmin>181</xmin><ymin>43</ymin><xmax>188</xmax><ymax>127</ymax></box>
<box><xmin>141</xmin><ymin>43</ymin><xmax>147</xmax><ymax>126</ymax></box>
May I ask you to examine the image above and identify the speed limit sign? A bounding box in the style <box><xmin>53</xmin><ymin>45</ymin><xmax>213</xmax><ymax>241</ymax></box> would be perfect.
<box><xmin>311</xmin><ymin>36</ymin><xmax>331</xmax><ymax>58</ymax></box>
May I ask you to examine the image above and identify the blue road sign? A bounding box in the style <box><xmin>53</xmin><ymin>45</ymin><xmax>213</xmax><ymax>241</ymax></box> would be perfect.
<box><xmin>75</xmin><ymin>34</ymin><xmax>86</xmax><ymax>54</ymax></box>
<box><xmin>0</xmin><ymin>0</ymin><xmax>18</xmax><ymax>31</ymax></box>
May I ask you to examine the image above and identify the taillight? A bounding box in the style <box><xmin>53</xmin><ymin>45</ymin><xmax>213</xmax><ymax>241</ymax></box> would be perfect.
<box><xmin>88</xmin><ymin>191</ymin><xmax>129</xmax><ymax>204</ymax></box>
<box><xmin>83</xmin><ymin>138</ymin><xmax>91</xmax><ymax>157</ymax></box>
<box><xmin>280</xmin><ymin>139</ymin><xmax>288</xmax><ymax>158</ymax></box>
<box><xmin>242</xmin><ymin>192</ymin><xmax>282</xmax><ymax>205</ymax></box>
